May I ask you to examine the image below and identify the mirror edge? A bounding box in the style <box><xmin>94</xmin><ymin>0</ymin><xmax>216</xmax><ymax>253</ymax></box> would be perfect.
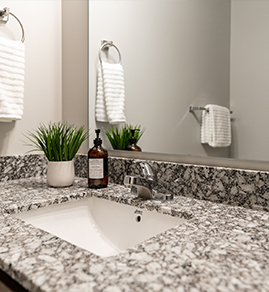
<box><xmin>109</xmin><ymin>150</ymin><xmax>269</xmax><ymax>172</ymax></box>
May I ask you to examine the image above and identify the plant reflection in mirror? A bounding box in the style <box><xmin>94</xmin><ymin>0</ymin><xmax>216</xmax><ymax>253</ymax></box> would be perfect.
<box><xmin>104</xmin><ymin>124</ymin><xmax>145</xmax><ymax>150</ymax></box>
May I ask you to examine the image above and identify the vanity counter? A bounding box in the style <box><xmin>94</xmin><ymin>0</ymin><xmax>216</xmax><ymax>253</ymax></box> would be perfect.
<box><xmin>1</xmin><ymin>177</ymin><xmax>269</xmax><ymax>292</ymax></box>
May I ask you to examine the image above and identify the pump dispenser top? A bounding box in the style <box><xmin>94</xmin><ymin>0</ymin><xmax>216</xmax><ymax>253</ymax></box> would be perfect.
<box><xmin>126</xmin><ymin>129</ymin><xmax>142</xmax><ymax>152</ymax></box>
<box><xmin>94</xmin><ymin>129</ymin><xmax>102</xmax><ymax>145</ymax></box>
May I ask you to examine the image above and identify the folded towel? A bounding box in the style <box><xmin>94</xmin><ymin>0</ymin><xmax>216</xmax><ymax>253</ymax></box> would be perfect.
<box><xmin>95</xmin><ymin>61</ymin><xmax>126</xmax><ymax>124</ymax></box>
<box><xmin>201</xmin><ymin>104</ymin><xmax>231</xmax><ymax>147</ymax></box>
<box><xmin>0</xmin><ymin>36</ymin><xmax>25</xmax><ymax>122</ymax></box>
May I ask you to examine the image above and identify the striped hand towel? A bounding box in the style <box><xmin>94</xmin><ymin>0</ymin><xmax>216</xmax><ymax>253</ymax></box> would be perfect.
<box><xmin>0</xmin><ymin>36</ymin><xmax>25</xmax><ymax>122</ymax></box>
<box><xmin>95</xmin><ymin>61</ymin><xmax>126</xmax><ymax>124</ymax></box>
<box><xmin>201</xmin><ymin>104</ymin><xmax>231</xmax><ymax>147</ymax></box>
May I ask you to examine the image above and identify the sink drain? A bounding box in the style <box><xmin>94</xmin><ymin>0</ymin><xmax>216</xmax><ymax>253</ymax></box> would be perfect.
<box><xmin>136</xmin><ymin>215</ymin><xmax>142</xmax><ymax>222</ymax></box>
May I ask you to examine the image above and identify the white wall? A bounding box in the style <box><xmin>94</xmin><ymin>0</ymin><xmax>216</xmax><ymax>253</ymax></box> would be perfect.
<box><xmin>0</xmin><ymin>1</ymin><xmax>61</xmax><ymax>156</ymax></box>
<box><xmin>230</xmin><ymin>0</ymin><xmax>269</xmax><ymax>161</ymax></box>
<box><xmin>89</xmin><ymin>0</ymin><xmax>231</xmax><ymax>157</ymax></box>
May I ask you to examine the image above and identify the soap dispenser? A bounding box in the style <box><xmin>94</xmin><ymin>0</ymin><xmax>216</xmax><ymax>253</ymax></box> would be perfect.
<box><xmin>88</xmin><ymin>129</ymin><xmax>108</xmax><ymax>188</ymax></box>
<box><xmin>125</xmin><ymin>129</ymin><xmax>142</xmax><ymax>152</ymax></box>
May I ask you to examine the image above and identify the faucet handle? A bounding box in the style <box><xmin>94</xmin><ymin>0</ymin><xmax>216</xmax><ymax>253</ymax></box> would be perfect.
<box><xmin>134</xmin><ymin>161</ymin><xmax>157</xmax><ymax>187</ymax></box>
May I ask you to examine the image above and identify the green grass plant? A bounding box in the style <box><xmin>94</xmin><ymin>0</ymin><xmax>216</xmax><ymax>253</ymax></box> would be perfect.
<box><xmin>104</xmin><ymin>124</ymin><xmax>145</xmax><ymax>150</ymax></box>
<box><xmin>24</xmin><ymin>122</ymin><xmax>90</xmax><ymax>161</ymax></box>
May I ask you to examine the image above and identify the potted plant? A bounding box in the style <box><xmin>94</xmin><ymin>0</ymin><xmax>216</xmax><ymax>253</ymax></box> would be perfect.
<box><xmin>103</xmin><ymin>124</ymin><xmax>145</xmax><ymax>150</ymax></box>
<box><xmin>24</xmin><ymin>122</ymin><xmax>90</xmax><ymax>187</ymax></box>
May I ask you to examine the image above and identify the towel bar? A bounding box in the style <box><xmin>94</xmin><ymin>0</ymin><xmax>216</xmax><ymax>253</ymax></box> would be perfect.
<box><xmin>189</xmin><ymin>105</ymin><xmax>233</xmax><ymax>114</ymax></box>
<box><xmin>189</xmin><ymin>106</ymin><xmax>209</xmax><ymax>113</ymax></box>
<box><xmin>0</xmin><ymin>7</ymin><xmax>25</xmax><ymax>42</ymax></box>
<box><xmin>99</xmin><ymin>40</ymin><xmax>122</xmax><ymax>64</ymax></box>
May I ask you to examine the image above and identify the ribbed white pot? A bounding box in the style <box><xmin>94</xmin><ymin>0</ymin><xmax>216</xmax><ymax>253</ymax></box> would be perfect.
<box><xmin>47</xmin><ymin>160</ymin><xmax>75</xmax><ymax>187</ymax></box>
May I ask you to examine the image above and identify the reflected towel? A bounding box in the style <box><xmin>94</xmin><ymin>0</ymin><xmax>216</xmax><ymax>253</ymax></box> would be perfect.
<box><xmin>95</xmin><ymin>62</ymin><xmax>126</xmax><ymax>124</ymax></box>
<box><xmin>201</xmin><ymin>104</ymin><xmax>231</xmax><ymax>147</ymax></box>
<box><xmin>0</xmin><ymin>36</ymin><xmax>25</xmax><ymax>122</ymax></box>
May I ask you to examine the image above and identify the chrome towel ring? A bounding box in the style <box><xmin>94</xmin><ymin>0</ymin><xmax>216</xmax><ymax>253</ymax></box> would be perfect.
<box><xmin>0</xmin><ymin>7</ymin><xmax>25</xmax><ymax>43</ymax></box>
<box><xmin>99</xmin><ymin>40</ymin><xmax>121</xmax><ymax>64</ymax></box>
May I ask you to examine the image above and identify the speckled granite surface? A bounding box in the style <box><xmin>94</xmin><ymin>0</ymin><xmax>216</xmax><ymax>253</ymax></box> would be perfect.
<box><xmin>1</xmin><ymin>177</ymin><xmax>269</xmax><ymax>292</ymax></box>
<box><xmin>109</xmin><ymin>156</ymin><xmax>269</xmax><ymax>212</ymax></box>
<box><xmin>2</xmin><ymin>154</ymin><xmax>269</xmax><ymax>212</ymax></box>
<box><xmin>0</xmin><ymin>154</ymin><xmax>47</xmax><ymax>182</ymax></box>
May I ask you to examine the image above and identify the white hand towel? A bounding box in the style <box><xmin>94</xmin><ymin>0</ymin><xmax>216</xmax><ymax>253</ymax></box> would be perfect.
<box><xmin>0</xmin><ymin>36</ymin><xmax>25</xmax><ymax>122</ymax></box>
<box><xmin>95</xmin><ymin>61</ymin><xmax>126</xmax><ymax>124</ymax></box>
<box><xmin>95</xmin><ymin>67</ymin><xmax>108</xmax><ymax>122</ymax></box>
<box><xmin>201</xmin><ymin>104</ymin><xmax>231</xmax><ymax>147</ymax></box>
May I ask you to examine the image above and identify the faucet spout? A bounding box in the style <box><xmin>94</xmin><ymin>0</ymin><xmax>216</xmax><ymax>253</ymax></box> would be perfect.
<box><xmin>124</xmin><ymin>161</ymin><xmax>174</xmax><ymax>201</ymax></box>
<box><xmin>124</xmin><ymin>175</ymin><xmax>153</xmax><ymax>199</ymax></box>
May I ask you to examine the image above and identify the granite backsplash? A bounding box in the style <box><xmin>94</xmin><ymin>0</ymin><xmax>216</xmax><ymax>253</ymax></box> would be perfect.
<box><xmin>0</xmin><ymin>154</ymin><xmax>47</xmax><ymax>182</ymax></box>
<box><xmin>1</xmin><ymin>153</ymin><xmax>269</xmax><ymax>212</ymax></box>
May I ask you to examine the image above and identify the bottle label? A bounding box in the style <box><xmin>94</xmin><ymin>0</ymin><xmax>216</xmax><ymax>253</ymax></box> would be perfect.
<box><xmin>89</xmin><ymin>158</ymin><xmax>104</xmax><ymax>179</ymax></box>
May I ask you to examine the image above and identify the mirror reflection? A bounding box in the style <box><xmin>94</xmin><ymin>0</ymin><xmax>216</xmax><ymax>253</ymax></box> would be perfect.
<box><xmin>88</xmin><ymin>0</ymin><xmax>269</xmax><ymax>163</ymax></box>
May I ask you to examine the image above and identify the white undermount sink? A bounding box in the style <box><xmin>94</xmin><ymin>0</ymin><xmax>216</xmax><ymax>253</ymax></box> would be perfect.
<box><xmin>14</xmin><ymin>197</ymin><xmax>186</xmax><ymax>257</ymax></box>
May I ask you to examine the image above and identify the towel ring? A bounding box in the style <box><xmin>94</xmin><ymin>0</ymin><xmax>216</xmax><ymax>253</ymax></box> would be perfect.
<box><xmin>10</xmin><ymin>12</ymin><xmax>25</xmax><ymax>43</ymax></box>
<box><xmin>0</xmin><ymin>8</ymin><xmax>25</xmax><ymax>43</ymax></box>
<box><xmin>99</xmin><ymin>41</ymin><xmax>121</xmax><ymax>64</ymax></box>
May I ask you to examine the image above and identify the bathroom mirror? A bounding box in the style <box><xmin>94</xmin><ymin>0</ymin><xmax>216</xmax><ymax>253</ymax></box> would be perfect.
<box><xmin>88</xmin><ymin>0</ymin><xmax>269</xmax><ymax>170</ymax></box>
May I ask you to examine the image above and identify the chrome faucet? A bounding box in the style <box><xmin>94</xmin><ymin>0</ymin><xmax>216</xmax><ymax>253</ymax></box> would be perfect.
<box><xmin>124</xmin><ymin>161</ymin><xmax>173</xmax><ymax>200</ymax></box>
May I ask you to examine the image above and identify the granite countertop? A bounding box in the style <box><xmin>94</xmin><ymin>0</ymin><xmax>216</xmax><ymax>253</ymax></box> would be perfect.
<box><xmin>1</xmin><ymin>177</ymin><xmax>269</xmax><ymax>292</ymax></box>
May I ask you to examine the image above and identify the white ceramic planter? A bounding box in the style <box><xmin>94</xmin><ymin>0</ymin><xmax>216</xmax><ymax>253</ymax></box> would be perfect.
<box><xmin>47</xmin><ymin>160</ymin><xmax>75</xmax><ymax>187</ymax></box>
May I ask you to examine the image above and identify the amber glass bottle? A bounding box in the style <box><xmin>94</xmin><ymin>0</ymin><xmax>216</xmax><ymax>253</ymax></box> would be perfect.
<box><xmin>88</xmin><ymin>129</ymin><xmax>108</xmax><ymax>188</ymax></box>
<box><xmin>125</xmin><ymin>129</ymin><xmax>142</xmax><ymax>152</ymax></box>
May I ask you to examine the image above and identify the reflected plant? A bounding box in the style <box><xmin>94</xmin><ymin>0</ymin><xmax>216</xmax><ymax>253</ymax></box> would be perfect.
<box><xmin>104</xmin><ymin>124</ymin><xmax>145</xmax><ymax>150</ymax></box>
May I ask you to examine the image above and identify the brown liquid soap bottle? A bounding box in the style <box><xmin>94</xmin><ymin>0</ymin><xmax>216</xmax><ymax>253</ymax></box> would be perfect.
<box><xmin>88</xmin><ymin>129</ymin><xmax>108</xmax><ymax>188</ymax></box>
<box><xmin>125</xmin><ymin>129</ymin><xmax>142</xmax><ymax>152</ymax></box>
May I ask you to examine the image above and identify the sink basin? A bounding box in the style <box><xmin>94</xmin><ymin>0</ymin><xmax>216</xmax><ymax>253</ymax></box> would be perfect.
<box><xmin>14</xmin><ymin>197</ymin><xmax>186</xmax><ymax>257</ymax></box>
